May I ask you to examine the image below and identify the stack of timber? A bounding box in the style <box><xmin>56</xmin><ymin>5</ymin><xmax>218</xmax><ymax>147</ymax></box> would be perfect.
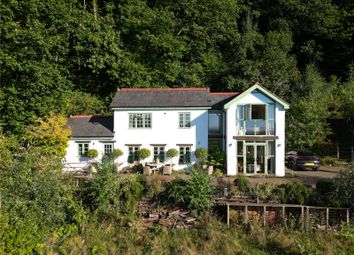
<box><xmin>137</xmin><ymin>196</ymin><xmax>199</xmax><ymax>229</ymax></box>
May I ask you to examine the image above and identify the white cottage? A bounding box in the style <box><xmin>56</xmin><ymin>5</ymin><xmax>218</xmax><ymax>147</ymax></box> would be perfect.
<box><xmin>65</xmin><ymin>83</ymin><xmax>289</xmax><ymax>176</ymax></box>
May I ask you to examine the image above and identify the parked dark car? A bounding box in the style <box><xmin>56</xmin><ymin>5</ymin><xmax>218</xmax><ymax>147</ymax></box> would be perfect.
<box><xmin>285</xmin><ymin>150</ymin><xmax>320</xmax><ymax>171</ymax></box>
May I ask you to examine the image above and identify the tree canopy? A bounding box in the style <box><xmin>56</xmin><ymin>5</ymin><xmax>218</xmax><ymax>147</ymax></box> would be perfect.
<box><xmin>0</xmin><ymin>0</ymin><xmax>353</xmax><ymax>148</ymax></box>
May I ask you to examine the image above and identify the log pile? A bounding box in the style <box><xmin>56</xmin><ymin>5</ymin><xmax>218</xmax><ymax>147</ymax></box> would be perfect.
<box><xmin>137</xmin><ymin>197</ymin><xmax>199</xmax><ymax>229</ymax></box>
<box><xmin>140</xmin><ymin>209</ymin><xmax>199</xmax><ymax>229</ymax></box>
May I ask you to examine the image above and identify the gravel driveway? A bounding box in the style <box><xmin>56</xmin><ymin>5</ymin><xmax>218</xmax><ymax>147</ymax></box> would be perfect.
<box><xmin>246</xmin><ymin>166</ymin><xmax>345</xmax><ymax>187</ymax></box>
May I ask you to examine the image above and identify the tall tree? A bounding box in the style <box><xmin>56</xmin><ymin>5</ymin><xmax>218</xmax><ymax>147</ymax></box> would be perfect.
<box><xmin>286</xmin><ymin>65</ymin><xmax>332</xmax><ymax>148</ymax></box>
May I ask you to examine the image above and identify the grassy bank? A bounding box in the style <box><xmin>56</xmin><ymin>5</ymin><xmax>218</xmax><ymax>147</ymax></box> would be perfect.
<box><xmin>42</xmin><ymin>216</ymin><xmax>353</xmax><ymax>255</ymax></box>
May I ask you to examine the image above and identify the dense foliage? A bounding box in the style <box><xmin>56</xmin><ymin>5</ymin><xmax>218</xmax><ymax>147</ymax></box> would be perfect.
<box><xmin>160</xmin><ymin>169</ymin><xmax>214</xmax><ymax>215</ymax></box>
<box><xmin>276</xmin><ymin>182</ymin><xmax>313</xmax><ymax>205</ymax></box>
<box><xmin>0</xmin><ymin>150</ymin><xmax>76</xmax><ymax>254</ymax></box>
<box><xmin>0</xmin><ymin>0</ymin><xmax>353</xmax><ymax>151</ymax></box>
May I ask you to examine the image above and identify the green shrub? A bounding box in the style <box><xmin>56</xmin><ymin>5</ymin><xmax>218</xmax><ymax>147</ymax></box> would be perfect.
<box><xmin>214</xmin><ymin>169</ymin><xmax>224</xmax><ymax>177</ymax></box>
<box><xmin>276</xmin><ymin>182</ymin><xmax>313</xmax><ymax>205</ymax></box>
<box><xmin>234</xmin><ymin>176</ymin><xmax>251</xmax><ymax>193</ymax></box>
<box><xmin>331</xmin><ymin>166</ymin><xmax>354</xmax><ymax>209</ymax></box>
<box><xmin>120</xmin><ymin>175</ymin><xmax>145</xmax><ymax>213</ymax></box>
<box><xmin>250</xmin><ymin>183</ymin><xmax>276</xmax><ymax>202</ymax></box>
<box><xmin>147</xmin><ymin>178</ymin><xmax>163</xmax><ymax>198</ymax></box>
<box><xmin>320</xmin><ymin>156</ymin><xmax>340</xmax><ymax>166</ymax></box>
<box><xmin>137</xmin><ymin>148</ymin><xmax>151</xmax><ymax>161</ymax></box>
<box><xmin>313</xmin><ymin>179</ymin><xmax>340</xmax><ymax>207</ymax></box>
<box><xmin>195</xmin><ymin>147</ymin><xmax>208</xmax><ymax>163</ymax></box>
<box><xmin>88</xmin><ymin>161</ymin><xmax>144</xmax><ymax>218</ymax></box>
<box><xmin>166</xmin><ymin>148</ymin><xmax>179</xmax><ymax>164</ymax></box>
<box><xmin>86</xmin><ymin>149</ymin><xmax>98</xmax><ymax>158</ymax></box>
<box><xmin>160</xmin><ymin>168</ymin><xmax>214</xmax><ymax>215</ymax></box>
<box><xmin>311</xmin><ymin>141</ymin><xmax>336</xmax><ymax>157</ymax></box>
<box><xmin>88</xmin><ymin>162</ymin><xmax>121</xmax><ymax>218</ymax></box>
<box><xmin>339</xmin><ymin>223</ymin><xmax>354</xmax><ymax>243</ymax></box>
<box><xmin>208</xmin><ymin>150</ymin><xmax>225</xmax><ymax>169</ymax></box>
<box><xmin>112</xmin><ymin>148</ymin><xmax>123</xmax><ymax>159</ymax></box>
<box><xmin>0</xmin><ymin>152</ymin><xmax>77</xmax><ymax>254</ymax></box>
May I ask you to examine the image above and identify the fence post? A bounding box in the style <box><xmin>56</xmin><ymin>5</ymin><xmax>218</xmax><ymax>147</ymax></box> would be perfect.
<box><xmin>263</xmin><ymin>206</ymin><xmax>267</xmax><ymax>227</ymax></box>
<box><xmin>326</xmin><ymin>208</ymin><xmax>329</xmax><ymax>230</ymax></box>
<box><xmin>227</xmin><ymin>204</ymin><xmax>230</xmax><ymax>226</ymax></box>
<box><xmin>306</xmin><ymin>207</ymin><xmax>310</xmax><ymax>232</ymax></box>
<box><xmin>245</xmin><ymin>205</ymin><xmax>248</xmax><ymax>224</ymax></box>
<box><xmin>351</xmin><ymin>146</ymin><xmax>354</xmax><ymax>162</ymax></box>
<box><xmin>347</xmin><ymin>209</ymin><xmax>350</xmax><ymax>225</ymax></box>
<box><xmin>337</xmin><ymin>144</ymin><xmax>340</xmax><ymax>159</ymax></box>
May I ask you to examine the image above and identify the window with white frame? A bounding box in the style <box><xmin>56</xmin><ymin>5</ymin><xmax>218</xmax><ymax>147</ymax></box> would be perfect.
<box><xmin>128</xmin><ymin>146</ymin><xmax>140</xmax><ymax>163</ymax></box>
<box><xmin>129</xmin><ymin>113</ymin><xmax>151</xmax><ymax>128</ymax></box>
<box><xmin>78</xmin><ymin>143</ymin><xmax>89</xmax><ymax>156</ymax></box>
<box><xmin>178</xmin><ymin>112</ymin><xmax>191</xmax><ymax>128</ymax></box>
<box><xmin>153</xmin><ymin>146</ymin><xmax>165</xmax><ymax>162</ymax></box>
<box><xmin>104</xmin><ymin>143</ymin><xmax>113</xmax><ymax>155</ymax></box>
<box><xmin>179</xmin><ymin>146</ymin><xmax>191</xmax><ymax>164</ymax></box>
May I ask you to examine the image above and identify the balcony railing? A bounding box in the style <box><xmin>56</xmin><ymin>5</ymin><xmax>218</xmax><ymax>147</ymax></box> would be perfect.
<box><xmin>237</xmin><ymin>120</ymin><xmax>275</xmax><ymax>136</ymax></box>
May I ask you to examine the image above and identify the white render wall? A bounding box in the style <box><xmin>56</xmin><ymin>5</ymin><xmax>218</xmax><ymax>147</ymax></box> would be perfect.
<box><xmin>274</xmin><ymin>103</ymin><xmax>285</xmax><ymax>176</ymax></box>
<box><xmin>225</xmin><ymin>92</ymin><xmax>286</xmax><ymax>176</ymax></box>
<box><xmin>65</xmin><ymin>137</ymin><xmax>114</xmax><ymax>169</ymax></box>
<box><xmin>225</xmin><ymin>103</ymin><xmax>237</xmax><ymax>175</ymax></box>
<box><xmin>113</xmin><ymin>108</ymin><xmax>209</xmax><ymax>170</ymax></box>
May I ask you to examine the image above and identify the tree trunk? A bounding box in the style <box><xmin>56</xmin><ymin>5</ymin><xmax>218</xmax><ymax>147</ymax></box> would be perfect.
<box><xmin>92</xmin><ymin>0</ymin><xmax>98</xmax><ymax>20</ymax></box>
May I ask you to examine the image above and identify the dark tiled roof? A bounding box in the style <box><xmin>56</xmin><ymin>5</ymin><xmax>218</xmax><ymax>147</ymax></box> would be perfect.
<box><xmin>109</xmin><ymin>88</ymin><xmax>239</xmax><ymax>109</ymax></box>
<box><xmin>67</xmin><ymin>115</ymin><xmax>114</xmax><ymax>137</ymax></box>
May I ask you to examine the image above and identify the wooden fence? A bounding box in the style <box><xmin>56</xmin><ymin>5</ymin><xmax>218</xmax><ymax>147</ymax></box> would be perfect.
<box><xmin>215</xmin><ymin>199</ymin><xmax>351</xmax><ymax>231</ymax></box>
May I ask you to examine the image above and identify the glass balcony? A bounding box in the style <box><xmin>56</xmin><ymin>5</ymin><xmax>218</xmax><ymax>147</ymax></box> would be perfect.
<box><xmin>237</xmin><ymin>120</ymin><xmax>275</xmax><ymax>136</ymax></box>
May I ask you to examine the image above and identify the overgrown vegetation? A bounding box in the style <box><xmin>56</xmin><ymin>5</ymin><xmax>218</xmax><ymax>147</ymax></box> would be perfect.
<box><xmin>320</xmin><ymin>156</ymin><xmax>343</xmax><ymax>166</ymax></box>
<box><xmin>41</xmin><ymin>216</ymin><xmax>354</xmax><ymax>255</ymax></box>
<box><xmin>159</xmin><ymin>169</ymin><xmax>214</xmax><ymax>215</ymax></box>
<box><xmin>1</xmin><ymin>128</ymin><xmax>354</xmax><ymax>253</ymax></box>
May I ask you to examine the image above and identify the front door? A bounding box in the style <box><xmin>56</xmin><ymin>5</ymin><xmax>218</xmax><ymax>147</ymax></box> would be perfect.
<box><xmin>245</xmin><ymin>143</ymin><xmax>267</xmax><ymax>174</ymax></box>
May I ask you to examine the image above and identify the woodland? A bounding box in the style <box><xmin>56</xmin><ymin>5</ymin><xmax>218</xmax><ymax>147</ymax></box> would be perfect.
<box><xmin>0</xmin><ymin>0</ymin><xmax>353</xmax><ymax>149</ymax></box>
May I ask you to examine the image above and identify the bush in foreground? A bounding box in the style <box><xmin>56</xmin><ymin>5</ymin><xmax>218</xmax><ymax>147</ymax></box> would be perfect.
<box><xmin>160</xmin><ymin>168</ymin><xmax>214</xmax><ymax>215</ymax></box>
<box><xmin>275</xmin><ymin>182</ymin><xmax>313</xmax><ymax>205</ymax></box>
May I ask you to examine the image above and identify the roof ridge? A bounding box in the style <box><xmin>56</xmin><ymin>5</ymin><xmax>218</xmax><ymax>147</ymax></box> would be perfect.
<box><xmin>118</xmin><ymin>87</ymin><xmax>209</xmax><ymax>91</ymax></box>
<box><xmin>210</xmin><ymin>92</ymin><xmax>239</xmax><ymax>96</ymax></box>
<box><xmin>70</xmin><ymin>115</ymin><xmax>93</xmax><ymax>118</ymax></box>
<box><xmin>70</xmin><ymin>115</ymin><xmax>113</xmax><ymax>119</ymax></box>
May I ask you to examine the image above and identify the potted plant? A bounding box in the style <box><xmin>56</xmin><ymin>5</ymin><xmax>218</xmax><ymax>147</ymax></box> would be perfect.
<box><xmin>164</xmin><ymin>148</ymin><xmax>179</xmax><ymax>175</ymax></box>
<box><xmin>112</xmin><ymin>148</ymin><xmax>123</xmax><ymax>172</ymax></box>
<box><xmin>195</xmin><ymin>147</ymin><xmax>208</xmax><ymax>169</ymax></box>
<box><xmin>137</xmin><ymin>148</ymin><xmax>151</xmax><ymax>166</ymax></box>
<box><xmin>86</xmin><ymin>149</ymin><xmax>98</xmax><ymax>173</ymax></box>
<box><xmin>86</xmin><ymin>148</ymin><xmax>98</xmax><ymax>158</ymax></box>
